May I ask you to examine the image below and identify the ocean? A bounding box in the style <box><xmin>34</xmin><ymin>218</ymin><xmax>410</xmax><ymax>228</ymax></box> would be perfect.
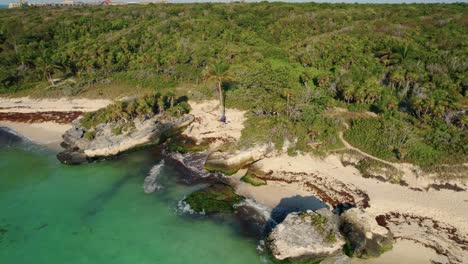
<box><xmin>0</xmin><ymin>140</ymin><xmax>270</xmax><ymax>264</ymax></box>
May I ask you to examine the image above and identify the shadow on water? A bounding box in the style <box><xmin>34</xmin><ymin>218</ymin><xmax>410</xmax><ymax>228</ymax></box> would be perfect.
<box><xmin>82</xmin><ymin>173</ymin><xmax>135</xmax><ymax>219</ymax></box>
<box><xmin>81</xmin><ymin>148</ymin><xmax>162</xmax><ymax>220</ymax></box>
<box><xmin>271</xmin><ymin>195</ymin><xmax>329</xmax><ymax>223</ymax></box>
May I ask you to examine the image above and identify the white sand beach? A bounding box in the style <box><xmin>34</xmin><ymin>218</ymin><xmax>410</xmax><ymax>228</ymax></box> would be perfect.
<box><xmin>0</xmin><ymin>97</ymin><xmax>111</xmax><ymax>148</ymax></box>
<box><xmin>0</xmin><ymin>97</ymin><xmax>112</xmax><ymax>113</ymax></box>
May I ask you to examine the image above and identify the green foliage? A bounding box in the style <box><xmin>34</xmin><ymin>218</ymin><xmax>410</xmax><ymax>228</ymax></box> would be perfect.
<box><xmin>299</xmin><ymin>212</ymin><xmax>327</xmax><ymax>233</ymax></box>
<box><xmin>240</xmin><ymin>174</ymin><xmax>267</xmax><ymax>186</ymax></box>
<box><xmin>167</xmin><ymin>135</ymin><xmax>209</xmax><ymax>153</ymax></box>
<box><xmin>111</xmin><ymin>121</ymin><xmax>135</xmax><ymax>135</ymax></box>
<box><xmin>343</xmin><ymin>239</ymin><xmax>354</xmax><ymax>257</ymax></box>
<box><xmin>184</xmin><ymin>183</ymin><xmax>244</xmax><ymax>214</ymax></box>
<box><xmin>325</xmin><ymin>231</ymin><xmax>337</xmax><ymax>244</ymax></box>
<box><xmin>83</xmin><ymin>130</ymin><xmax>96</xmax><ymax>141</ymax></box>
<box><xmin>80</xmin><ymin>93</ymin><xmax>188</xmax><ymax>129</ymax></box>
<box><xmin>0</xmin><ymin>3</ymin><xmax>466</xmax><ymax>166</ymax></box>
<box><xmin>344</xmin><ymin>115</ymin><xmax>466</xmax><ymax>167</ymax></box>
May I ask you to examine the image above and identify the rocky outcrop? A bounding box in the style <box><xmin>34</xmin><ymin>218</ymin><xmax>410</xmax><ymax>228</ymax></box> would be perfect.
<box><xmin>0</xmin><ymin>126</ymin><xmax>23</xmax><ymax>146</ymax></box>
<box><xmin>204</xmin><ymin>144</ymin><xmax>273</xmax><ymax>175</ymax></box>
<box><xmin>57</xmin><ymin>114</ymin><xmax>194</xmax><ymax>164</ymax></box>
<box><xmin>340</xmin><ymin>208</ymin><xmax>393</xmax><ymax>258</ymax></box>
<box><xmin>184</xmin><ymin>183</ymin><xmax>244</xmax><ymax>214</ymax></box>
<box><xmin>267</xmin><ymin>209</ymin><xmax>345</xmax><ymax>261</ymax></box>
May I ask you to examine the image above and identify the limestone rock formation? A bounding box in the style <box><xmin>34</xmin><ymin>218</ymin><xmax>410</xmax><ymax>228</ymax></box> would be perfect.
<box><xmin>204</xmin><ymin>144</ymin><xmax>273</xmax><ymax>175</ymax></box>
<box><xmin>340</xmin><ymin>208</ymin><xmax>394</xmax><ymax>258</ymax></box>
<box><xmin>57</xmin><ymin>114</ymin><xmax>194</xmax><ymax>164</ymax></box>
<box><xmin>267</xmin><ymin>209</ymin><xmax>345</xmax><ymax>261</ymax></box>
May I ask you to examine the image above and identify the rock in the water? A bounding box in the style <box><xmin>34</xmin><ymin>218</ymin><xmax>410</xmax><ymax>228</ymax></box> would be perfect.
<box><xmin>340</xmin><ymin>208</ymin><xmax>393</xmax><ymax>258</ymax></box>
<box><xmin>234</xmin><ymin>199</ymin><xmax>276</xmax><ymax>239</ymax></box>
<box><xmin>0</xmin><ymin>127</ymin><xmax>23</xmax><ymax>146</ymax></box>
<box><xmin>204</xmin><ymin>144</ymin><xmax>273</xmax><ymax>175</ymax></box>
<box><xmin>58</xmin><ymin>114</ymin><xmax>194</xmax><ymax>164</ymax></box>
<box><xmin>184</xmin><ymin>183</ymin><xmax>244</xmax><ymax>214</ymax></box>
<box><xmin>267</xmin><ymin>209</ymin><xmax>345</xmax><ymax>261</ymax></box>
<box><xmin>57</xmin><ymin>150</ymin><xmax>88</xmax><ymax>165</ymax></box>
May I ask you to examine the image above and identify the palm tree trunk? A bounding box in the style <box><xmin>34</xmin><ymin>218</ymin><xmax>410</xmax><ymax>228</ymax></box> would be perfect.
<box><xmin>217</xmin><ymin>77</ymin><xmax>225</xmax><ymax>121</ymax></box>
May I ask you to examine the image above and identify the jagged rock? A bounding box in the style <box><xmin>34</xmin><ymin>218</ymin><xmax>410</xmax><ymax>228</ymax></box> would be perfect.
<box><xmin>61</xmin><ymin>125</ymin><xmax>84</xmax><ymax>149</ymax></box>
<box><xmin>57</xmin><ymin>114</ymin><xmax>194</xmax><ymax>164</ymax></box>
<box><xmin>204</xmin><ymin>144</ymin><xmax>273</xmax><ymax>175</ymax></box>
<box><xmin>340</xmin><ymin>208</ymin><xmax>393</xmax><ymax>258</ymax></box>
<box><xmin>267</xmin><ymin>209</ymin><xmax>345</xmax><ymax>261</ymax></box>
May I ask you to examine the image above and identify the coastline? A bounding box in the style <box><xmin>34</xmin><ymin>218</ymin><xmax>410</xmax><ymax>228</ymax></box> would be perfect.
<box><xmin>183</xmin><ymin>100</ymin><xmax>468</xmax><ymax>263</ymax></box>
<box><xmin>0</xmin><ymin>97</ymin><xmax>111</xmax><ymax>148</ymax></box>
<box><xmin>1</xmin><ymin>97</ymin><xmax>467</xmax><ymax>263</ymax></box>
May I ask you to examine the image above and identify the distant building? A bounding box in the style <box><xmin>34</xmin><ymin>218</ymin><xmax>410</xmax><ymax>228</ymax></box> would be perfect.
<box><xmin>8</xmin><ymin>0</ymin><xmax>25</xmax><ymax>8</ymax></box>
<box><xmin>8</xmin><ymin>0</ymin><xmax>166</xmax><ymax>8</ymax></box>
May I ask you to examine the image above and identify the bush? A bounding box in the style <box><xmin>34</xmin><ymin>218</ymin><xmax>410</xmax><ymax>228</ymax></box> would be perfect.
<box><xmin>83</xmin><ymin>130</ymin><xmax>96</xmax><ymax>141</ymax></box>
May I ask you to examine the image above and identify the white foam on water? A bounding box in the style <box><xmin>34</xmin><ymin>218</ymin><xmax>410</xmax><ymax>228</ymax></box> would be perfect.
<box><xmin>171</xmin><ymin>151</ymin><xmax>210</xmax><ymax>177</ymax></box>
<box><xmin>143</xmin><ymin>161</ymin><xmax>164</xmax><ymax>193</ymax></box>
<box><xmin>257</xmin><ymin>240</ymin><xmax>266</xmax><ymax>253</ymax></box>
<box><xmin>175</xmin><ymin>199</ymin><xmax>205</xmax><ymax>216</ymax></box>
<box><xmin>234</xmin><ymin>198</ymin><xmax>276</xmax><ymax>225</ymax></box>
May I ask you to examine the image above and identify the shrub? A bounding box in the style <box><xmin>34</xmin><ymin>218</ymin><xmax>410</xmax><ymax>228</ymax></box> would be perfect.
<box><xmin>83</xmin><ymin>130</ymin><xmax>96</xmax><ymax>141</ymax></box>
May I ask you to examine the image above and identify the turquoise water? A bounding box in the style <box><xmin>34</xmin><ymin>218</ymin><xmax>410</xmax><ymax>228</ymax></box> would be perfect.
<box><xmin>0</xmin><ymin>143</ymin><xmax>269</xmax><ymax>264</ymax></box>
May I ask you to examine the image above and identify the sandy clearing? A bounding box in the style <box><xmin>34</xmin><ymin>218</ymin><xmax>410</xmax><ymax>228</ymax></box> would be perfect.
<box><xmin>183</xmin><ymin>100</ymin><xmax>246</xmax><ymax>148</ymax></box>
<box><xmin>0</xmin><ymin>97</ymin><xmax>112</xmax><ymax>113</ymax></box>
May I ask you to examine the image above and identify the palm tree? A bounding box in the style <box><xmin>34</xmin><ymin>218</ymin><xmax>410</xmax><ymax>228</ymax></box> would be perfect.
<box><xmin>205</xmin><ymin>61</ymin><xmax>230</xmax><ymax>122</ymax></box>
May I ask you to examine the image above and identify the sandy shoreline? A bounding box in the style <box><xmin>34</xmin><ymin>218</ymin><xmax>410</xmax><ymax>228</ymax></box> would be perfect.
<box><xmin>185</xmin><ymin>100</ymin><xmax>468</xmax><ymax>263</ymax></box>
<box><xmin>0</xmin><ymin>97</ymin><xmax>112</xmax><ymax>113</ymax></box>
<box><xmin>2</xmin><ymin>97</ymin><xmax>467</xmax><ymax>263</ymax></box>
<box><xmin>0</xmin><ymin>121</ymin><xmax>70</xmax><ymax>150</ymax></box>
<box><xmin>0</xmin><ymin>96</ymin><xmax>111</xmax><ymax>148</ymax></box>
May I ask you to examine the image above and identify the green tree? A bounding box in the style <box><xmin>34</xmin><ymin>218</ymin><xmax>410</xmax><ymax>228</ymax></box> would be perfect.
<box><xmin>205</xmin><ymin>61</ymin><xmax>230</xmax><ymax>122</ymax></box>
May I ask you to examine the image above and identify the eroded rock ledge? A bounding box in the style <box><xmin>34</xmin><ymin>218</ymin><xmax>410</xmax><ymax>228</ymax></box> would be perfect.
<box><xmin>267</xmin><ymin>209</ymin><xmax>345</xmax><ymax>261</ymax></box>
<box><xmin>58</xmin><ymin>114</ymin><xmax>194</xmax><ymax>164</ymax></box>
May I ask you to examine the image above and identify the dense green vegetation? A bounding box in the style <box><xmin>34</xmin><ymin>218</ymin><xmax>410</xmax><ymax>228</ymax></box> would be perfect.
<box><xmin>0</xmin><ymin>3</ymin><xmax>466</xmax><ymax>166</ymax></box>
<box><xmin>79</xmin><ymin>93</ymin><xmax>190</xmax><ymax>130</ymax></box>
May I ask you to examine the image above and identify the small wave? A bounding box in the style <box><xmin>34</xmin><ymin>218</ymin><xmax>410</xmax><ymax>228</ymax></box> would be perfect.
<box><xmin>257</xmin><ymin>239</ymin><xmax>266</xmax><ymax>252</ymax></box>
<box><xmin>143</xmin><ymin>161</ymin><xmax>164</xmax><ymax>193</ymax></box>
<box><xmin>175</xmin><ymin>199</ymin><xmax>205</xmax><ymax>216</ymax></box>
<box><xmin>234</xmin><ymin>198</ymin><xmax>276</xmax><ymax>226</ymax></box>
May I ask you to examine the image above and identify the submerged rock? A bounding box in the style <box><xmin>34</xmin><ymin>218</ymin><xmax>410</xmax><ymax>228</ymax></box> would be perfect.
<box><xmin>267</xmin><ymin>209</ymin><xmax>345</xmax><ymax>261</ymax></box>
<box><xmin>340</xmin><ymin>208</ymin><xmax>394</xmax><ymax>258</ymax></box>
<box><xmin>57</xmin><ymin>114</ymin><xmax>194</xmax><ymax>164</ymax></box>
<box><xmin>0</xmin><ymin>127</ymin><xmax>23</xmax><ymax>146</ymax></box>
<box><xmin>56</xmin><ymin>150</ymin><xmax>88</xmax><ymax>165</ymax></box>
<box><xmin>184</xmin><ymin>183</ymin><xmax>244</xmax><ymax>214</ymax></box>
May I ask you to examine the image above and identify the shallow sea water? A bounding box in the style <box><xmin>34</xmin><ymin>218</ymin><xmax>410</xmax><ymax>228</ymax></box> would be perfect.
<box><xmin>0</xmin><ymin>143</ymin><xmax>269</xmax><ymax>264</ymax></box>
